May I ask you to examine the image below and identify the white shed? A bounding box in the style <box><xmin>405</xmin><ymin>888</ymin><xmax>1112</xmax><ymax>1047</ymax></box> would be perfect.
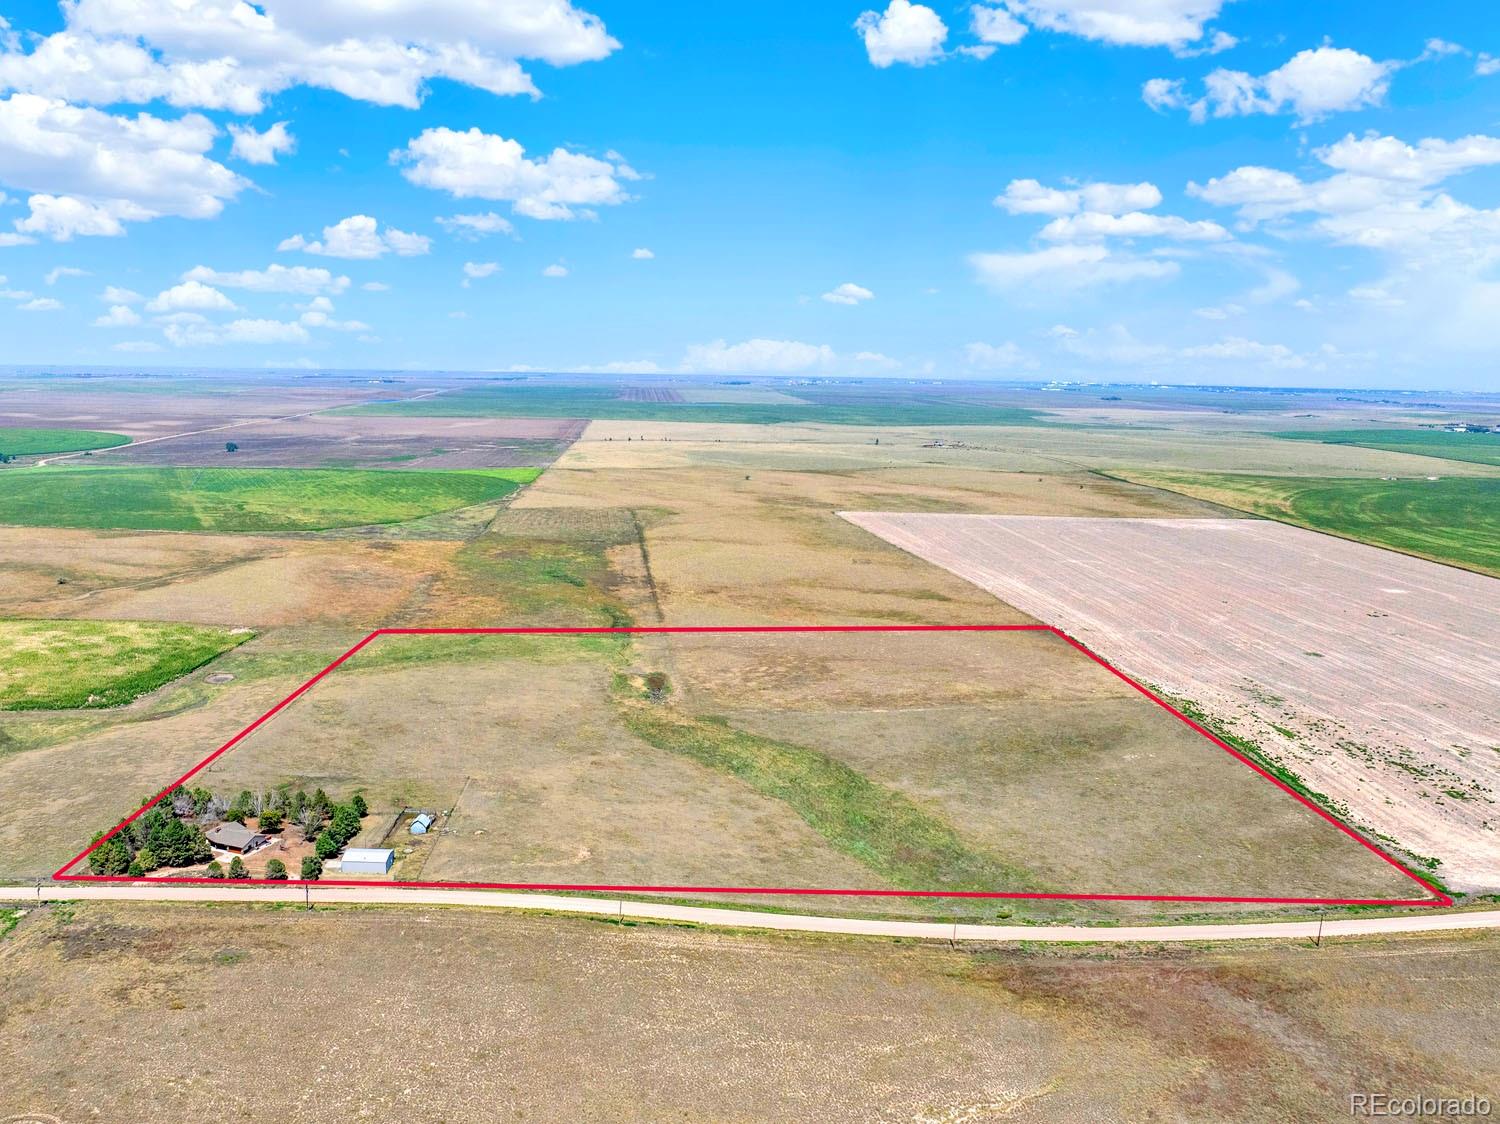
<box><xmin>340</xmin><ymin>847</ymin><xmax>394</xmax><ymax>874</ymax></box>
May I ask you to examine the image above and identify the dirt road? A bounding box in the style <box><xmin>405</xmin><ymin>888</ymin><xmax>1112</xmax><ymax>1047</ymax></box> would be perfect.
<box><xmin>5</xmin><ymin>883</ymin><xmax>1495</xmax><ymax>943</ymax></box>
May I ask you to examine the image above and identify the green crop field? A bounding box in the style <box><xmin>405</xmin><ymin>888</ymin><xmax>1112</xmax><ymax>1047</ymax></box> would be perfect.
<box><xmin>0</xmin><ymin>619</ymin><xmax>253</xmax><ymax>710</ymax></box>
<box><xmin>1273</xmin><ymin>428</ymin><xmax>1500</xmax><ymax>467</ymax></box>
<box><xmin>0</xmin><ymin>427</ymin><xmax>130</xmax><ymax>456</ymax></box>
<box><xmin>1131</xmin><ymin>472</ymin><xmax>1500</xmax><ymax>576</ymax></box>
<box><xmin>0</xmin><ymin>465</ymin><xmax>540</xmax><ymax>532</ymax></box>
<box><xmin>337</xmin><ymin>384</ymin><xmax>1052</xmax><ymax>427</ymax></box>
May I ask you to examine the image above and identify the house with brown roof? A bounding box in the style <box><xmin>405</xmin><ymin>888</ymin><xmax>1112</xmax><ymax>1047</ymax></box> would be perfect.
<box><xmin>207</xmin><ymin>822</ymin><xmax>269</xmax><ymax>855</ymax></box>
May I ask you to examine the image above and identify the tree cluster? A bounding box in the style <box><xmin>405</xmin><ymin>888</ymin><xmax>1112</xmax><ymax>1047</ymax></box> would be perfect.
<box><xmin>88</xmin><ymin>802</ymin><xmax>212</xmax><ymax>876</ymax></box>
<box><xmin>89</xmin><ymin>785</ymin><xmax>370</xmax><ymax>880</ymax></box>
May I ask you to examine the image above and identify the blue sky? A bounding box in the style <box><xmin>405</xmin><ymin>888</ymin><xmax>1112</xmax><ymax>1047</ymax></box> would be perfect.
<box><xmin>0</xmin><ymin>1</ymin><xmax>1498</xmax><ymax>388</ymax></box>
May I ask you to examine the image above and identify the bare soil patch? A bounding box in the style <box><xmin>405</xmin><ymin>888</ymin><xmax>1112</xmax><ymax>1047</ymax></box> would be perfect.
<box><xmin>845</xmin><ymin>513</ymin><xmax>1500</xmax><ymax>892</ymax></box>
<box><xmin>0</xmin><ymin>386</ymin><xmax>374</xmax><ymax>441</ymax></box>
<box><xmin>618</xmin><ymin>387</ymin><xmax>684</xmax><ymax>402</ymax></box>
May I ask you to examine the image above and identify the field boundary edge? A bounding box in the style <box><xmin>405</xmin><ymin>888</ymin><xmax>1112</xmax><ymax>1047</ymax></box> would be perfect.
<box><xmin>53</xmin><ymin>624</ymin><xmax>1452</xmax><ymax>909</ymax></box>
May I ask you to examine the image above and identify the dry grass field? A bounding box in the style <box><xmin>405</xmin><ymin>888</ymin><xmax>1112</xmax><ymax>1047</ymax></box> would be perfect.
<box><xmin>844</xmin><ymin>514</ymin><xmax>1500</xmax><ymax>893</ymax></box>
<box><xmin>1</xmin><ymin>900</ymin><xmax>1495</xmax><ymax>1122</ymax></box>
<box><xmin>0</xmin><ymin>642</ymin><xmax>341</xmax><ymax>880</ymax></box>
<box><xmin>0</xmin><ymin>527</ymin><xmax>461</xmax><ymax>628</ymax></box>
<box><xmin>516</xmin><ymin>457</ymin><xmax>1222</xmax><ymax>626</ymax></box>
<box><xmin>569</xmin><ymin>418</ymin><xmax>1500</xmax><ymax>477</ymax></box>
<box><xmin>80</xmin><ymin>629</ymin><xmax>1421</xmax><ymax>919</ymax></box>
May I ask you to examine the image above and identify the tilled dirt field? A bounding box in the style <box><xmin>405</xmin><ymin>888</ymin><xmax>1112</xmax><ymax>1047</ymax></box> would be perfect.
<box><xmin>0</xmin><ymin>386</ymin><xmax>383</xmax><ymax>440</ymax></box>
<box><xmin>843</xmin><ymin>513</ymin><xmax>1500</xmax><ymax>893</ymax></box>
<box><xmin>90</xmin><ymin>414</ymin><xmax>588</xmax><ymax>469</ymax></box>
<box><xmin>0</xmin><ymin>901</ymin><xmax>1495</xmax><ymax>1122</ymax></box>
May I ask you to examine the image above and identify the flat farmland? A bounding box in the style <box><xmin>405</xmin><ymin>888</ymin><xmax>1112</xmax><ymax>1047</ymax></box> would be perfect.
<box><xmin>0</xmin><ymin>527</ymin><xmax>459</xmax><ymax>628</ymax></box>
<box><xmin>0</xmin><ymin>464</ymin><xmax>539</xmax><ymax>532</ymax></box>
<box><xmin>843</xmin><ymin>513</ymin><xmax>1500</xmax><ymax>892</ymax></box>
<box><xmin>0</xmin><ymin>426</ymin><xmax>129</xmax><ymax>455</ymax></box>
<box><xmin>91</xmin><ymin>414</ymin><xmax>586</xmax><ymax>469</ymax></box>
<box><xmin>78</xmin><ymin>629</ymin><xmax>1425</xmax><ymax>918</ymax></box>
<box><xmin>0</xmin><ymin>385</ymin><xmax>387</xmax><ymax>441</ymax></box>
<box><xmin>516</xmin><ymin>453</ymin><xmax>1225</xmax><ymax>626</ymax></box>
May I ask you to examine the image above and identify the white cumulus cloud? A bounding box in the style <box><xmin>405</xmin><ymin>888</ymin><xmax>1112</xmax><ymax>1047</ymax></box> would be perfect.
<box><xmin>279</xmin><ymin>214</ymin><xmax>430</xmax><ymax>259</ymax></box>
<box><xmin>0</xmin><ymin>94</ymin><xmax>246</xmax><ymax>240</ymax></box>
<box><xmin>183</xmin><ymin>263</ymin><xmax>351</xmax><ymax>294</ymax></box>
<box><xmin>1147</xmin><ymin>45</ymin><xmax>1396</xmax><ymax>124</ymax></box>
<box><xmin>392</xmin><ymin>127</ymin><xmax>637</xmax><ymax>221</ymax></box>
<box><xmin>93</xmin><ymin>303</ymin><xmax>140</xmax><ymax>326</ymax></box>
<box><xmin>227</xmin><ymin>120</ymin><xmax>295</xmax><ymax>165</ymax></box>
<box><xmin>854</xmin><ymin>1</ymin><xmax>948</xmax><ymax>68</ymax></box>
<box><xmin>995</xmin><ymin>178</ymin><xmax>1163</xmax><ymax>216</ymax></box>
<box><xmin>0</xmin><ymin>0</ymin><xmax>618</xmax><ymax>113</ymax></box>
<box><xmin>821</xmin><ymin>281</ymin><xmax>875</xmax><ymax>305</ymax></box>
<box><xmin>146</xmin><ymin>279</ymin><xmax>237</xmax><ymax>312</ymax></box>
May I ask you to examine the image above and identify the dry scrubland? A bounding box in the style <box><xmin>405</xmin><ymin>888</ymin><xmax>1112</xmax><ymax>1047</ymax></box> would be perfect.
<box><xmin>845</xmin><ymin>514</ymin><xmax>1500</xmax><ymax>893</ymax></box>
<box><xmin>1</xmin><ymin>901</ymin><xmax>1496</xmax><ymax>1122</ymax></box>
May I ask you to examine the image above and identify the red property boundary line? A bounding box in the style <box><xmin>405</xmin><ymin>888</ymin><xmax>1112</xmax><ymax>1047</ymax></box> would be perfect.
<box><xmin>54</xmin><ymin>625</ymin><xmax>1452</xmax><ymax>908</ymax></box>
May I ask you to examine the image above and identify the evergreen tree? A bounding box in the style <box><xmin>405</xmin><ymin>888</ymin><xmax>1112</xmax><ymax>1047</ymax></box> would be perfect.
<box><xmin>227</xmin><ymin>856</ymin><xmax>247</xmax><ymax>879</ymax></box>
<box><xmin>88</xmin><ymin>835</ymin><xmax>133</xmax><ymax>876</ymax></box>
<box><xmin>206</xmin><ymin>861</ymin><xmax>225</xmax><ymax>879</ymax></box>
<box><xmin>350</xmin><ymin>793</ymin><xmax>368</xmax><ymax>818</ymax></box>
<box><xmin>264</xmin><ymin>859</ymin><xmax>288</xmax><ymax>880</ymax></box>
<box><xmin>300</xmin><ymin>856</ymin><xmax>322</xmax><ymax>880</ymax></box>
<box><xmin>329</xmin><ymin>805</ymin><xmax>361</xmax><ymax>847</ymax></box>
<box><xmin>315</xmin><ymin>831</ymin><xmax>339</xmax><ymax>861</ymax></box>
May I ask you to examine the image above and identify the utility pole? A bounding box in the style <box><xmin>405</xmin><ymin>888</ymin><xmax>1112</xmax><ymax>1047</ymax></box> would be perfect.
<box><xmin>1314</xmin><ymin>909</ymin><xmax>1324</xmax><ymax>948</ymax></box>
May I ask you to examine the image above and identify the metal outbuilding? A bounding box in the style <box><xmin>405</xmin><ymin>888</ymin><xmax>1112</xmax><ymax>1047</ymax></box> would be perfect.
<box><xmin>340</xmin><ymin>847</ymin><xmax>395</xmax><ymax>874</ymax></box>
<box><xmin>410</xmin><ymin>813</ymin><xmax>436</xmax><ymax>835</ymax></box>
